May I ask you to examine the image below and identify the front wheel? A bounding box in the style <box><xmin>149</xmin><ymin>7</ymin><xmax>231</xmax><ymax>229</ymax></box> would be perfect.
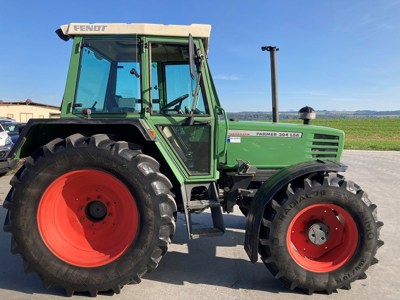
<box><xmin>3</xmin><ymin>134</ymin><xmax>177</xmax><ymax>296</ymax></box>
<box><xmin>259</xmin><ymin>172</ymin><xmax>383</xmax><ymax>294</ymax></box>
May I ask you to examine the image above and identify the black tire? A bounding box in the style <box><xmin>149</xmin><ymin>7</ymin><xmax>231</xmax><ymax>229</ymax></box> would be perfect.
<box><xmin>259</xmin><ymin>172</ymin><xmax>383</xmax><ymax>294</ymax></box>
<box><xmin>3</xmin><ymin>133</ymin><xmax>177</xmax><ymax>296</ymax></box>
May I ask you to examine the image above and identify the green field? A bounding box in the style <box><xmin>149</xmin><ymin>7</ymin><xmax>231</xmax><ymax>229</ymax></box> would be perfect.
<box><xmin>283</xmin><ymin>118</ymin><xmax>400</xmax><ymax>151</ymax></box>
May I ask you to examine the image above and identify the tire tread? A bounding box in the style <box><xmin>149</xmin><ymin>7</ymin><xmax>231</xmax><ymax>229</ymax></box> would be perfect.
<box><xmin>259</xmin><ymin>172</ymin><xmax>383</xmax><ymax>294</ymax></box>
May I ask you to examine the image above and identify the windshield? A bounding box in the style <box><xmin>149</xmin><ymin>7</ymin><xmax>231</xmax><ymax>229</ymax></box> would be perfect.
<box><xmin>73</xmin><ymin>38</ymin><xmax>140</xmax><ymax>113</ymax></box>
<box><xmin>4</xmin><ymin>123</ymin><xmax>19</xmax><ymax>134</ymax></box>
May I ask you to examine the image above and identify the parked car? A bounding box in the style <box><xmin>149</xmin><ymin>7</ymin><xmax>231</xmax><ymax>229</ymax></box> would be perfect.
<box><xmin>0</xmin><ymin>124</ymin><xmax>13</xmax><ymax>159</ymax></box>
<box><xmin>3</xmin><ymin>122</ymin><xmax>25</xmax><ymax>143</ymax></box>
<box><xmin>0</xmin><ymin>117</ymin><xmax>16</xmax><ymax>125</ymax></box>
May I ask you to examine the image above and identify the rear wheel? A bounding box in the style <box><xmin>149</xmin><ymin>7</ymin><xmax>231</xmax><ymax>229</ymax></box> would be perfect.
<box><xmin>3</xmin><ymin>134</ymin><xmax>177</xmax><ymax>296</ymax></box>
<box><xmin>259</xmin><ymin>172</ymin><xmax>383</xmax><ymax>294</ymax></box>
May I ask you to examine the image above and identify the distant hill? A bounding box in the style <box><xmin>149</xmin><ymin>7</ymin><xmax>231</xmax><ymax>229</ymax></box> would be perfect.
<box><xmin>227</xmin><ymin>110</ymin><xmax>400</xmax><ymax>121</ymax></box>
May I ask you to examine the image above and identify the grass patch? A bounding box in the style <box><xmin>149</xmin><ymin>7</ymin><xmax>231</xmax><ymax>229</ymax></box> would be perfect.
<box><xmin>283</xmin><ymin>118</ymin><xmax>400</xmax><ymax>151</ymax></box>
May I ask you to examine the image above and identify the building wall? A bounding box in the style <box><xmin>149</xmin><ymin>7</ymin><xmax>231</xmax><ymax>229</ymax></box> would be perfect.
<box><xmin>0</xmin><ymin>104</ymin><xmax>60</xmax><ymax>122</ymax></box>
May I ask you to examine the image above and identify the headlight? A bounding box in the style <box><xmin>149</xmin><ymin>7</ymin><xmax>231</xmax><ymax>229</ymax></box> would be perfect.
<box><xmin>5</xmin><ymin>136</ymin><xmax>11</xmax><ymax>145</ymax></box>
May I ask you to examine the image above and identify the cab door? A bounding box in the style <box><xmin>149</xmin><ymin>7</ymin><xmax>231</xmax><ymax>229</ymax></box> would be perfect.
<box><xmin>144</xmin><ymin>38</ymin><xmax>216</xmax><ymax>181</ymax></box>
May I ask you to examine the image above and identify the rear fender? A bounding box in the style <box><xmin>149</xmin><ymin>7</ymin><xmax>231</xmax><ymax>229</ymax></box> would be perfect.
<box><xmin>7</xmin><ymin>118</ymin><xmax>154</xmax><ymax>160</ymax></box>
<box><xmin>244</xmin><ymin>160</ymin><xmax>347</xmax><ymax>263</ymax></box>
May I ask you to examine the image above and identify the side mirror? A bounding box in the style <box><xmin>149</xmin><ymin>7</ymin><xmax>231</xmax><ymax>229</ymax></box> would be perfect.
<box><xmin>189</xmin><ymin>34</ymin><xmax>195</xmax><ymax>79</ymax></box>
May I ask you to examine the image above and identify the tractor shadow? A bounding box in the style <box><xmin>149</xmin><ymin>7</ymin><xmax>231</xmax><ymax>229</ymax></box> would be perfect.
<box><xmin>0</xmin><ymin>205</ymin><xmax>298</xmax><ymax>297</ymax></box>
<box><xmin>144</xmin><ymin>211</ymin><xmax>293</xmax><ymax>295</ymax></box>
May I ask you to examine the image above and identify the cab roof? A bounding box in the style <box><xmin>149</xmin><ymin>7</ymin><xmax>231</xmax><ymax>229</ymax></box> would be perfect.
<box><xmin>57</xmin><ymin>23</ymin><xmax>211</xmax><ymax>51</ymax></box>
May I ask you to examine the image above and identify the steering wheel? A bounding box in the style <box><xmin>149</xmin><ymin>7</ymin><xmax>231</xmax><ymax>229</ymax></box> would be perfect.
<box><xmin>161</xmin><ymin>94</ymin><xmax>189</xmax><ymax>113</ymax></box>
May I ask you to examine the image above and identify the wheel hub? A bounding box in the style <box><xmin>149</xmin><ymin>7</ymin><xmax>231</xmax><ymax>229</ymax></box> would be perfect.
<box><xmin>86</xmin><ymin>201</ymin><xmax>107</xmax><ymax>221</ymax></box>
<box><xmin>307</xmin><ymin>223</ymin><xmax>329</xmax><ymax>245</ymax></box>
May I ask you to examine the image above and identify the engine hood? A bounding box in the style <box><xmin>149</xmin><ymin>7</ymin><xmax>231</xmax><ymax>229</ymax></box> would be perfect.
<box><xmin>224</xmin><ymin>120</ymin><xmax>345</xmax><ymax>169</ymax></box>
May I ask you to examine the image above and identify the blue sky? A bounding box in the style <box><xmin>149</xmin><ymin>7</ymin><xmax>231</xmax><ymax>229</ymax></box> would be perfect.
<box><xmin>1</xmin><ymin>0</ymin><xmax>399</xmax><ymax>112</ymax></box>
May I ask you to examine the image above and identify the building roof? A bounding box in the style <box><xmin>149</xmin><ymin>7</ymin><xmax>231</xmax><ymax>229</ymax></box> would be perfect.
<box><xmin>0</xmin><ymin>99</ymin><xmax>59</xmax><ymax>109</ymax></box>
<box><xmin>58</xmin><ymin>23</ymin><xmax>211</xmax><ymax>51</ymax></box>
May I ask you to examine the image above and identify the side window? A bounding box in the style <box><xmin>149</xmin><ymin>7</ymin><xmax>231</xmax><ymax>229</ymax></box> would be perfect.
<box><xmin>150</xmin><ymin>43</ymin><xmax>208</xmax><ymax>115</ymax></box>
<box><xmin>115</xmin><ymin>62</ymin><xmax>141</xmax><ymax>112</ymax></box>
<box><xmin>73</xmin><ymin>38</ymin><xmax>140</xmax><ymax>113</ymax></box>
<box><xmin>151</xmin><ymin>62</ymin><xmax>160</xmax><ymax>112</ymax></box>
<box><xmin>159</xmin><ymin>124</ymin><xmax>211</xmax><ymax>174</ymax></box>
<box><xmin>165</xmin><ymin>64</ymin><xmax>189</xmax><ymax>102</ymax></box>
<box><xmin>75</xmin><ymin>48</ymin><xmax>110</xmax><ymax>111</ymax></box>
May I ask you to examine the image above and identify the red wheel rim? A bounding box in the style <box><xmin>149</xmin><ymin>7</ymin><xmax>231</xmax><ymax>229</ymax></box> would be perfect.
<box><xmin>286</xmin><ymin>203</ymin><xmax>358</xmax><ymax>272</ymax></box>
<box><xmin>37</xmin><ymin>170</ymin><xmax>139</xmax><ymax>267</ymax></box>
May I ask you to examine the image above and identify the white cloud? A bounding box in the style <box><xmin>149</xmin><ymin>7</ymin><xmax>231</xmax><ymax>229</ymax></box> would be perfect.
<box><xmin>214</xmin><ymin>75</ymin><xmax>240</xmax><ymax>81</ymax></box>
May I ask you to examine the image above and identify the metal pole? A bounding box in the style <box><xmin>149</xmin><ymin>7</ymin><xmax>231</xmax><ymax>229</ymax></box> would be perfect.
<box><xmin>261</xmin><ymin>46</ymin><xmax>279</xmax><ymax>123</ymax></box>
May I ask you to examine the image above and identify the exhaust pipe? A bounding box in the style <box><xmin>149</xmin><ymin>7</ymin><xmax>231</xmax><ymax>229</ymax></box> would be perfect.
<box><xmin>261</xmin><ymin>46</ymin><xmax>279</xmax><ymax>123</ymax></box>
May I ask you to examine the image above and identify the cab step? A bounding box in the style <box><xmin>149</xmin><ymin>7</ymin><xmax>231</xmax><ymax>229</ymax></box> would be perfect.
<box><xmin>182</xmin><ymin>182</ymin><xmax>225</xmax><ymax>239</ymax></box>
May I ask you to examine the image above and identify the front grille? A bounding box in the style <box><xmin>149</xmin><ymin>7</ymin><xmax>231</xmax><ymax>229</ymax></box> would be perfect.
<box><xmin>311</xmin><ymin>134</ymin><xmax>339</xmax><ymax>159</ymax></box>
<box><xmin>314</xmin><ymin>134</ymin><xmax>339</xmax><ymax>140</ymax></box>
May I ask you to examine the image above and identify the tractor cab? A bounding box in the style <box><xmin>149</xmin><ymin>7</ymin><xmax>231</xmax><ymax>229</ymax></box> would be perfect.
<box><xmin>57</xmin><ymin>24</ymin><xmax>212</xmax><ymax>117</ymax></box>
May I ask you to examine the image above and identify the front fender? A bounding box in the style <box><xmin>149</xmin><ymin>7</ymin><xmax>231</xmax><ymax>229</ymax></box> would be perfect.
<box><xmin>244</xmin><ymin>160</ymin><xmax>347</xmax><ymax>263</ymax></box>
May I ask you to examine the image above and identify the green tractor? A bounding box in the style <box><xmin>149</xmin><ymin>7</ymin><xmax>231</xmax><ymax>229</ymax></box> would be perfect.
<box><xmin>1</xmin><ymin>23</ymin><xmax>383</xmax><ymax>296</ymax></box>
